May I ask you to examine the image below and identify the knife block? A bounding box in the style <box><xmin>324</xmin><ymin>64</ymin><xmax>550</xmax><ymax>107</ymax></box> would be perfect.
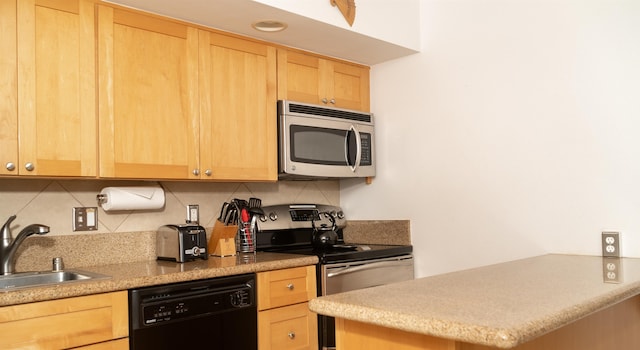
<box><xmin>209</xmin><ymin>220</ymin><xmax>237</xmax><ymax>257</ymax></box>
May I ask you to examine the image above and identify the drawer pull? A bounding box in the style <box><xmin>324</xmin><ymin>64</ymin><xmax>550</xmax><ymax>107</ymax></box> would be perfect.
<box><xmin>288</xmin><ymin>332</ymin><xmax>296</xmax><ymax>339</ymax></box>
<box><xmin>286</xmin><ymin>283</ymin><xmax>294</xmax><ymax>290</ymax></box>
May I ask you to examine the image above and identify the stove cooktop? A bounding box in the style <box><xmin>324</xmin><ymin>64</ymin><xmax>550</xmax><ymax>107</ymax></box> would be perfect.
<box><xmin>260</xmin><ymin>243</ymin><xmax>413</xmax><ymax>264</ymax></box>
<box><xmin>254</xmin><ymin>204</ymin><xmax>412</xmax><ymax>264</ymax></box>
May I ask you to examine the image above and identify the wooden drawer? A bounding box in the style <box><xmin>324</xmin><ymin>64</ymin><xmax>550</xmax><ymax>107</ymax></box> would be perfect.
<box><xmin>257</xmin><ymin>265</ymin><xmax>316</xmax><ymax>310</ymax></box>
<box><xmin>0</xmin><ymin>291</ymin><xmax>128</xmax><ymax>349</ymax></box>
<box><xmin>258</xmin><ymin>302</ymin><xmax>318</xmax><ymax>350</ymax></box>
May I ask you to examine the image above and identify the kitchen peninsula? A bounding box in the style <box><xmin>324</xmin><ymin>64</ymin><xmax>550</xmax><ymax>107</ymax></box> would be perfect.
<box><xmin>309</xmin><ymin>254</ymin><xmax>640</xmax><ymax>349</ymax></box>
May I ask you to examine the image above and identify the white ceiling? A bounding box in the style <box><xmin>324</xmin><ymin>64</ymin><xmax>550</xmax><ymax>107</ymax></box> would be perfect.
<box><xmin>102</xmin><ymin>0</ymin><xmax>418</xmax><ymax>65</ymax></box>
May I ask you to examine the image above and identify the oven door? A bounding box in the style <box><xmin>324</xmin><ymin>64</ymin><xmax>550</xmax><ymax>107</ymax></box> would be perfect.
<box><xmin>319</xmin><ymin>255</ymin><xmax>414</xmax><ymax>349</ymax></box>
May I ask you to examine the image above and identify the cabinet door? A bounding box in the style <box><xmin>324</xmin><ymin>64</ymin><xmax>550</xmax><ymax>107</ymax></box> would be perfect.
<box><xmin>0</xmin><ymin>291</ymin><xmax>128</xmax><ymax>349</ymax></box>
<box><xmin>15</xmin><ymin>0</ymin><xmax>96</xmax><ymax>176</ymax></box>
<box><xmin>98</xmin><ymin>6</ymin><xmax>200</xmax><ymax>179</ymax></box>
<box><xmin>0</xmin><ymin>0</ymin><xmax>17</xmax><ymax>175</ymax></box>
<box><xmin>74</xmin><ymin>338</ymin><xmax>129</xmax><ymax>350</ymax></box>
<box><xmin>323</xmin><ymin>59</ymin><xmax>370</xmax><ymax>112</ymax></box>
<box><xmin>199</xmin><ymin>32</ymin><xmax>277</xmax><ymax>181</ymax></box>
<box><xmin>277</xmin><ymin>50</ymin><xmax>322</xmax><ymax>106</ymax></box>
<box><xmin>277</xmin><ymin>50</ymin><xmax>371</xmax><ymax>112</ymax></box>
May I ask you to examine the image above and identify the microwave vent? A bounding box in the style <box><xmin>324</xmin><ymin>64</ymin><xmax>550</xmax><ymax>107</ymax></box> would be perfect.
<box><xmin>287</xmin><ymin>102</ymin><xmax>372</xmax><ymax>123</ymax></box>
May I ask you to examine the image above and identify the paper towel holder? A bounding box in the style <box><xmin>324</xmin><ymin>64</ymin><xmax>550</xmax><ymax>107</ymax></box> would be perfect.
<box><xmin>95</xmin><ymin>186</ymin><xmax>166</xmax><ymax>211</ymax></box>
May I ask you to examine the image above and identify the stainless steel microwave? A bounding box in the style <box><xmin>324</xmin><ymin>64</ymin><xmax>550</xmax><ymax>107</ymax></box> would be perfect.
<box><xmin>278</xmin><ymin>100</ymin><xmax>375</xmax><ymax>179</ymax></box>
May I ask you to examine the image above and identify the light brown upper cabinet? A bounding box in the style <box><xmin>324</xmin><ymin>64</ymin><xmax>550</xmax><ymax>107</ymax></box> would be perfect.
<box><xmin>199</xmin><ymin>32</ymin><xmax>277</xmax><ymax>181</ymax></box>
<box><xmin>0</xmin><ymin>0</ymin><xmax>17</xmax><ymax>176</ymax></box>
<box><xmin>98</xmin><ymin>5</ymin><xmax>277</xmax><ymax>181</ymax></box>
<box><xmin>98</xmin><ymin>6</ymin><xmax>200</xmax><ymax>179</ymax></box>
<box><xmin>277</xmin><ymin>50</ymin><xmax>370</xmax><ymax>112</ymax></box>
<box><xmin>1</xmin><ymin>0</ymin><xmax>97</xmax><ymax>177</ymax></box>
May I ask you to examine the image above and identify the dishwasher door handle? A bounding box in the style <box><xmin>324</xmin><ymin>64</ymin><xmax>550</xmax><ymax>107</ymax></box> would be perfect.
<box><xmin>326</xmin><ymin>258</ymin><xmax>413</xmax><ymax>278</ymax></box>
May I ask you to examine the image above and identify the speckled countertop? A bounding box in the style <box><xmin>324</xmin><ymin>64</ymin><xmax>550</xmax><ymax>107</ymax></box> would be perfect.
<box><xmin>0</xmin><ymin>252</ymin><xmax>317</xmax><ymax>306</ymax></box>
<box><xmin>309</xmin><ymin>254</ymin><xmax>640</xmax><ymax>349</ymax></box>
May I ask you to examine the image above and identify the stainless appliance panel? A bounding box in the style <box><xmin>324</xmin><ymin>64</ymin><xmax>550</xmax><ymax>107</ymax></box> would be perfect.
<box><xmin>278</xmin><ymin>100</ymin><xmax>375</xmax><ymax>179</ymax></box>
<box><xmin>321</xmin><ymin>255</ymin><xmax>414</xmax><ymax>295</ymax></box>
<box><xmin>319</xmin><ymin>254</ymin><xmax>414</xmax><ymax>350</ymax></box>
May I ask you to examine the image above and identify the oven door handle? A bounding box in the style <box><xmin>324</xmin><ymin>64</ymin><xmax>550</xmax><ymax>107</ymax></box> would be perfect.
<box><xmin>326</xmin><ymin>258</ymin><xmax>413</xmax><ymax>278</ymax></box>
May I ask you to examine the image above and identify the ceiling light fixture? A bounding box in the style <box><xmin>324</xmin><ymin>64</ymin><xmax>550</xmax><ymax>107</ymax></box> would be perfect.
<box><xmin>251</xmin><ymin>20</ymin><xmax>288</xmax><ymax>32</ymax></box>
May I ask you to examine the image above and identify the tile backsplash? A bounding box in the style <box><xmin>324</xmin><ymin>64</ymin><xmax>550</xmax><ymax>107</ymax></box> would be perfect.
<box><xmin>0</xmin><ymin>179</ymin><xmax>340</xmax><ymax>236</ymax></box>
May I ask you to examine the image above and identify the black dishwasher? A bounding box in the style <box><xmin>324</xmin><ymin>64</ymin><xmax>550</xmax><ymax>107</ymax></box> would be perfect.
<box><xmin>129</xmin><ymin>273</ymin><xmax>257</xmax><ymax>350</ymax></box>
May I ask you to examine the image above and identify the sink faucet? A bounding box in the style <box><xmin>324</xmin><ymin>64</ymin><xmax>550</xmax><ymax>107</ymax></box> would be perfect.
<box><xmin>1</xmin><ymin>215</ymin><xmax>50</xmax><ymax>275</ymax></box>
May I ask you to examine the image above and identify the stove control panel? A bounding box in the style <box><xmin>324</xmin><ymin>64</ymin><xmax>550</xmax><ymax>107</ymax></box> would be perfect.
<box><xmin>290</xmin><ymin>208</ymin><xmax>321</xmax><ymax>222</ymax></box>
<box><xmin>256</xmin><ymin>204</ymin><xmax>346</xmax><ymax>231</ymax></box>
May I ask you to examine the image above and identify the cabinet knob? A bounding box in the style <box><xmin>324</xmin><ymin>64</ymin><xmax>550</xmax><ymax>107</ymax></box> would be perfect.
<box><xmin>24</xmin><ymin>162</ymin><xmax>35</xmax><ymax>171</ymax></box>
<box><xmin>204</xmin><ymin>169</ymin><xmax>212</xmax><ymax>176</ymax></box>
<box><xmin>192</xmin><ymin>169</ymin><xmax>200</xmax><ymax>176</ymax></box>
<box><xmin>330</xmin><ymin>98</ymin><xmax>336</xmax><ymax>104</ymax></box>
<box><xmin>286</xmin><ymin>283</ymin><xmax>294</xmax><ymax>290</ymax></box>
<box><xmin>288</xmin><ymin>332</ymin><xmax>296</xmax><ymax>339</ymax></box>
<box><xmin>321</xmin><ymin>98</ymin><xmax>328</xmax><ymax>104</ymax></box>
<box><xmin>5</xmin><ymin>162</ymin><xmax>16</xmax><ymax>171</ymax></box>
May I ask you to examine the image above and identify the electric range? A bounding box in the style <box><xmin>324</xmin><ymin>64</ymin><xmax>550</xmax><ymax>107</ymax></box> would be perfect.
<box><xmin>255</xmin><ymin>204</ymin><xmax>414</xmax><ymax>350</ymax></box>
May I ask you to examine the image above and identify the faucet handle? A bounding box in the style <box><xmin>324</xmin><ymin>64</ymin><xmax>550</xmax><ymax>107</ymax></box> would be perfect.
<box><xmin>52</xmin><ymin>257</ymin><xmax>64</xmax><ymax>272</ymax></box>
<box><xmin>1</xmin><ymin>215</ymin><xmax>17</xmax><ymax>239</ymax></box>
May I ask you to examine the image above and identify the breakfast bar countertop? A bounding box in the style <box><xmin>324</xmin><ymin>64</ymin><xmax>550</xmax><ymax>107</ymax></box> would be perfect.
<box><xmin>309</xmin><ymin>254</ymin><xmax>640</xmax><ymax>349</ymax></box>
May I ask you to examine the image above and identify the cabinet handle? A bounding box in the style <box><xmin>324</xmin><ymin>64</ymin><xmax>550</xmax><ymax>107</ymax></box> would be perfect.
<box><xmin>204</xmin><ymin>169</ymin><xmax>212</xmax><ymax>176</ymax></box>
<box><xmin>5</xmin><ymin>162</ymin><xmax>16</xmax><ymax>171</ymax></box>
<box><xmin>330</xmin><ymin>98</ymin><xmax>336</xmax><ymax>104</ymax></box>
<box><xmin>321</xmin><ymin>98</ymin><xmax>328</xmax><ymax>104</ymax></box>
<box><xmin>288</xmin><ymin>332</ymin><xmax>295</xmax><ymax>339</ymax></box>
<box><xmin>192</xmin><ymin>169</ymin><xmax>200</xmax><ymax>176</ymax></box>
<box><xmin>24</xmin><ymin>162</ymin><xmax>34</xmax><ymax>171</ymax></box>
<box><xmin>286</xmin><ymin>283</ymin><xmax>294</xmax><ymax>290</ymax></box>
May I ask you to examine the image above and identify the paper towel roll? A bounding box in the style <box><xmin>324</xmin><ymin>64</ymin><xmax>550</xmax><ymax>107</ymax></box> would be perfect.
<box><xmin>98</xmin><ymin>186</ymin><xmax>165</xmax><ymax>211</ymax></box>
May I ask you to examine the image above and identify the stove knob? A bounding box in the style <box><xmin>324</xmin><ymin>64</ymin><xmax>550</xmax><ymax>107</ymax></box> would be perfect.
<box><xmin>336</xmin><ymin>211</ymin><xmax>345</xmax><ymax>219</ymax></box>
<box><xmin>268</xmin><ymin>212</ymin><xmax>278</xmax><ymax>221</ymax></box>
<box><xmin>259</xmin><ymin>215</ymin><xmax>267</xmax><ymax>222</ymax></box>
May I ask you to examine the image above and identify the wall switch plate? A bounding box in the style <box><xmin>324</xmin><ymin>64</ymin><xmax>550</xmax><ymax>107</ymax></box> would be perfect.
<box><xmin>602</xmin><ymin>232</ymin><xmax>620</xmax><ymax>257</ymax></box>
<box><xmin>602</xmin><ymin>257</ymin><xmax>622</xmax><ymax>283</ymax></box>
<box><xmin>186</xmin><ymin>204</ymin><xmax>199</xmax><ymax>224</ymax></box>
<box><xmin>73</xmin><ymin>207</ymin><xmax>98</xmax><ymax>231</ymax></box>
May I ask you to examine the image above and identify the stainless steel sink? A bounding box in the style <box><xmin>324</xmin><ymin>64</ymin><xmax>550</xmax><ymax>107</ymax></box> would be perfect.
<box><xmin>0</xmin><ymin>270</ymin><xmax>110</xmax><ymax>291</ymax></box>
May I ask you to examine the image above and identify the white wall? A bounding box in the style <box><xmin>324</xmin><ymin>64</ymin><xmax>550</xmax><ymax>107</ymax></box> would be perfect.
<box><xmin>341</xmin><ymin>0</ymin><xmax>640</xmax><ymax>278</ymax></box>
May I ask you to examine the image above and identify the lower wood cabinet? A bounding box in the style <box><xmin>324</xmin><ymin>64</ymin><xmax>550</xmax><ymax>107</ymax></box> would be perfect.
<box><xmin>257</xmin><ymin>265</ymin><xmax>318</xmax><ymax>350</ymax></box>
<box><xmin>0</xmin><ymin>291</ymin><xmax>128</xmax><ymax>349</ymax></box>
<box><xmin>74</xmin><ymin>338</ymin><xmax>129</xmax><ymax>350</ymax></box>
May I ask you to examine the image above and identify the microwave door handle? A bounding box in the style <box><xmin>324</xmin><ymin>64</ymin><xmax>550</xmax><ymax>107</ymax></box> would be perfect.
<box><xmin>345</xmin><ymin>125</ymin><xmax>362</xmax><ymax>172</ymax></box>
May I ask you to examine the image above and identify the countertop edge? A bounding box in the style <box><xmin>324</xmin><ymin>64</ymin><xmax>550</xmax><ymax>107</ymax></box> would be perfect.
<box><xmin>1</xmin><ymin>253</ymin><xmax>318</xmax><ymax>306</ymax></box>
<box><xmin>310</xmin><ymin>285</ymin><xmax>640</xmax><ymax>348</ymax></box>
<box><xmin>309</xmin><ymin>254</ymin><xmax>640</xmax><ymax>349</ymax></box>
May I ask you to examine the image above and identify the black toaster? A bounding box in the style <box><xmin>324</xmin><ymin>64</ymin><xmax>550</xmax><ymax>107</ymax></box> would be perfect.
<box><xmin>157</xmin><ymin>224</ymin><xmax>208</xmax><ymax>262</ymax></box>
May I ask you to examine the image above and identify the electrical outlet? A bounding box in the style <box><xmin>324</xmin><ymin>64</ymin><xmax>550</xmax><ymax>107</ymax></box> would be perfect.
<box><xmin>73</xmin><ymin>207</ymin><xmax>98</xmax><ymax>231</ymax></box>
<box><xmin>186</xmin><ymin>204</ymin><xmax>199</xmax><ymax>224</ymax></box>
<box><xmin>601</xmin><ymin>232</ymin><xmax>620</xmax><ymax>257</ymax></box>
<box><xmin>602</xmin><ymin>257</ymin><xmax>622</xmax><ymax>283</ymax></box>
